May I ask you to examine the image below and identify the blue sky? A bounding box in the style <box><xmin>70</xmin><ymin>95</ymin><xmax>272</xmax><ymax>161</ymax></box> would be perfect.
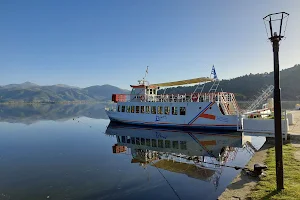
<box><xmin>0</xmin><ymin>0</ymin><xmax>299</xmax><ymax>89</ymax></box>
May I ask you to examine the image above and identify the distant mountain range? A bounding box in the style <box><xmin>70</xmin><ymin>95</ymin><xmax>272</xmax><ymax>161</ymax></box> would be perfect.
<box><xmin>0</xmin><ymin>83</ymin><xmax>130</xmax><ymax>103</ymax></box>
<box><xmin>1</xmin><ymin>64</ymin><xmax>299</xmax><ymax>103</ymax></box>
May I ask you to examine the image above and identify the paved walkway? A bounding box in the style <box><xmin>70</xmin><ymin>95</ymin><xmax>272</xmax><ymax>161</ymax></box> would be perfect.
<box><xmin>288</xmin><ymin>110</ymin><xmax>300</xmax><ymax>162</ymax></box>
<box><xmin>288</xmin><ymin>110</ymin><xmax>300</xmax><ymax>135</ymax></box>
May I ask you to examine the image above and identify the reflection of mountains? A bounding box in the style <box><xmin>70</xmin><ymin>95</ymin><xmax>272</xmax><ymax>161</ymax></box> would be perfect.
<box><xmin>106</xmin><ymin>122</ymin><xmax>256</xmax><ymax>185</ymax></box>
<box><xmin>0</xmin><ymin>103</ymin><xmax>108</xmax><ymax>124</ymax></box>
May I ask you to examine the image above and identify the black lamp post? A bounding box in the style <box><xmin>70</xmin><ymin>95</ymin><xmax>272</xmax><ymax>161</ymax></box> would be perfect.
<box><xmin>263</xmin><ymin>12</ymin><xmax>289</xmax><ymax>191</ymax></box>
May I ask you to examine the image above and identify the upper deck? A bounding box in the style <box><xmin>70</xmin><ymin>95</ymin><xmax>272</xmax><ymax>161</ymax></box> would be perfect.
<box><xmin>110</xmin><ymin>71</ymin><xmax>240</xmax><ymax>114</ymax></box>
<box><xmin>113</xmin><ymin>92</ymin><xmax>236</xmax><ymax>103</ymax></box>
<box><xmin>112</xmin><ymin>92</ymin><xmax>240</xmax><ymax>115</ymax></box>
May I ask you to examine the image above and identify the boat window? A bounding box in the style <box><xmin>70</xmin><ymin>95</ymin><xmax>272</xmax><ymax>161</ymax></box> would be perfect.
<box><xmin>117</xmin><ymin>136</ymin><xmax>120</xmax><ymax>143</ymax></box>
<box><xmin>131</xmin><ymin>137</ymin><xmax>136</xmax><ymax>144</ymax></box>
<box><xmin>149</xmin><ymin>89</ymin><xmax>152</xmax><ymax>95</ymax></box>
<box><xmin>136</xmin><ymin>106</ymin><xmax>140</xmax><ymax>113</ymax></box>
<box><xmin>131</xmin><ymin>106</ymin><xmax>134</xmax><ymax>113</ymax></box>
<box><xmin>165</xmin><ymin>140</ymin><xmax>171</xmax><ymax>148</ymax></box>
<box><xmin>146</xmin><ymin>106</ymin><xmax>150</xmax><ymax>114</ymax></box>
<box><xmin>158</xmin><ymin>106</ymin><xmax>163</xmax><ymax>114</ymax></box>
<box><xmin>136</xmin><ymin>138</ymin><xmax>140</xmax><ymax>145</ymax></box>
<box><xmin>172</xmin><ymin>141</ymin><xmax>179</xmax><ymax>149</ymax></box>
<box><xmin>153</xmin><ymin>89</ymin><xmax>156</xmax><ymax>94</ymax></box>
<box><xmin>122</xmin><ymin>106</ymin><xmax>125</xmax><ymax>112</ymax></box>
<box><xmin>158</xmin><ymin>140</ymin><xmax>164</xmax><ymax>148</ymax></box>
<box><xmin>146</xmin><ymin>139</ymin><xmax>151</xmax><ymax>146</ymax></box>
<box><xmin>180</xmin><ymin>107</ymin><xmax>186</xmax><ymax>115</ymax></box>
<box><xmin>164</xmin><ymin>106</ymin><xmax>170</xmax><ymax>115</ymax></box>
<box><xmin>121</xmin><ymin>136</ymin><xmax>125</xmax><ymax>143</ymax></box>
<box><xmin>118</xmin><ymin>105</ymin><xmax>120</xmax><ymax>112</ymax></box>
<box><xmin>151</xmin><ymin>106</ymin><xmax>156</xmax><ymax>114</ymax></box>
<box><xmin>126</xmin><ymin>106</ymin><xmax>130</xmax><ymax>113</ymax></box>
<box><xmin>152</xmin><ymin>139</ymin><xmax>157</xmax><ymax>147</ymax></box>
<box><xmin>141</xmin><ymin>106</ymin><xmax>145</xmax><ymax>113</ymax></box>
<box><xmin>141</xmin><ymin>138</ymin><xmax>145</xmax><ymax>145</ymax></box>
<box><xmin>127</xmin><ymin>136</ymin><xmax>131</xmax><ymax>143</ymax></box>
<box><xmin>131</xmin><ymin>88</ymin><xmax>136</xmax><ymax>95</ymax></box>
<box><xmin>172</xmin><ymin>107</ymin><xmax>178</xmax><ymax>115</ymax></box>
<box><xmin>180</xmin><ymin>141</ymin><xmax>187</xmax><ymax>150</ymax></box>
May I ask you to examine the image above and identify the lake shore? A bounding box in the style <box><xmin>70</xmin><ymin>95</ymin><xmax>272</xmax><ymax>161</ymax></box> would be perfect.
<box><xmin>218</xmin><ymin>110</ymin><xmax>300</xmax><ymax>200</ymax></box>
<box><xmin>218</xmin><ymin>142</ymin><xmax>272</xmax><ymax>200</ymax></box>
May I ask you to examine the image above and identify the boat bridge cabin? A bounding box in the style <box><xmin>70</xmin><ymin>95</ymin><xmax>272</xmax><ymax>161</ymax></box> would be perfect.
<box><xmin>129</xmin><ymin>82</ymin><xmax>160</xmax><ymax>102</ymax></box>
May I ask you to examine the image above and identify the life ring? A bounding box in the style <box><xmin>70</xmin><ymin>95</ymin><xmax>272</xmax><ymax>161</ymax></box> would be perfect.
<box><xmin>192</xmin><ymin>94</ymin><xmax>198</xmax><ymax>102</ymax></box>
<box><xmin>140</xmin><ymin>96</ymin><xmax>145</xmax><ymax>101</ymax></box>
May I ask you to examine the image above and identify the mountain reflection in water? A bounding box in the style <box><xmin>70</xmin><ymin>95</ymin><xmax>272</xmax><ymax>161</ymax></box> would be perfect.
<box><xmin>0</xmin><ymin>103</ymin><xmax>108</xmax><ymax>124</ymax></box>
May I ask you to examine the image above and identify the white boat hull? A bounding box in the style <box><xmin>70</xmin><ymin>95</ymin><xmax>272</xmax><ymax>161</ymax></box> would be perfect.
<box><xmin>106</xmin><ymin>101</ymin><xmax>239</xmax><ymax>131</ymax></box>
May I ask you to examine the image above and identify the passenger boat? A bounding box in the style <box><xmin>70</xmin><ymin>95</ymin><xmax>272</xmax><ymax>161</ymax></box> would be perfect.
<box><xmin>105</xmin><ymin>67</ymin><xmax>241</xmax><ymax>131</ymax></box>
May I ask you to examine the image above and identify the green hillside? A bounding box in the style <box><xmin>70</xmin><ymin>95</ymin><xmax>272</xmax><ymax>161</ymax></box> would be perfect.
<box><xmin>0</xmin><ymin>84</ymin><xmax>129</xmax><ymax>103</ymax></box>
<box><xmin>159</xmin><ymin>64</ymin><xmax>300</xmax><ymax>101</ymax></box>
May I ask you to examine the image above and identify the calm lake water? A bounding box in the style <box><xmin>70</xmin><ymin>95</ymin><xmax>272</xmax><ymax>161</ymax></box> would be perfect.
<box><xmin>0</xmin><ymin>104</ymin><xmax>266</xmax><ymax>200</ymax></box>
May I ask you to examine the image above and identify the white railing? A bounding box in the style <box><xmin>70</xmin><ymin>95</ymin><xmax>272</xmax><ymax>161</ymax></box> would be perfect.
<box><xmin>115</xmin><ymin>92</ymin><xmax>238</xmax><ymax>103</ymax></box>
<box><xmin>105</xmin><ymin>105</ymin><xmax>117</xmax><ymax>112</ymax></box>
<box><xmin>237</xmin><ymin>110</ymin><xmax>288</xmax><ymax>140</ymax></box>
<box><xmin>113</xmin><ymin>92</ymin><xmax>240</xmax><ymax>115</ymax></box>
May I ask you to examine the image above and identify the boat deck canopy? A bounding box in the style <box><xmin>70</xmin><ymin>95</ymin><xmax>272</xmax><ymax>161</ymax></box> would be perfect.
<box><xmin>149</xmin><ymin>77</ymin><xmax>213</xmax><ymax>87</ymax></box>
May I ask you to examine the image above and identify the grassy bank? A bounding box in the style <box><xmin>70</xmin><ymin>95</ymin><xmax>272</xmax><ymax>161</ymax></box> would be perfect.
<box><xmin>251</xmin><ymin>144</ymin><xmax>300</xmax><ymax>199</ymax></box>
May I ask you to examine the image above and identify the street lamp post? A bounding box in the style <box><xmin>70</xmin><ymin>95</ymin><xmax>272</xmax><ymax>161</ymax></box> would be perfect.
<box><xmin>263</xmin><ymin>12</ymin><xmax>289</xmax><ymax>191</ymax></box>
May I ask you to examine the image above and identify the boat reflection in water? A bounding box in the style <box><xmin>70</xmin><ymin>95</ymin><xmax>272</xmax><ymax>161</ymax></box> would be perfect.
<box><xmin>105</xmin><ymin>122</ymin><xmax>258</xmax><ymax>189</ymax></box>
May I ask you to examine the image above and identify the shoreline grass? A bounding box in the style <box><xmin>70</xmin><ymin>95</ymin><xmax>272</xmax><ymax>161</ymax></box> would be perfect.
<box><xmin>250</xmin><ymin>143</ymin><xmax>300</xmax><ymax>200</ymax></box>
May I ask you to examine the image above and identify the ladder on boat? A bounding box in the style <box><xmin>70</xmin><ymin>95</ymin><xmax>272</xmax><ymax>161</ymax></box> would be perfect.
<box><xmin>208</xmin><ymin>79</ymin><xmax>220</xmax><ymax>93</ymax></box>
<box><xmin>245</xmin><ymin>85</ymin><xmax>274</xmax><ymax>112</ymax></box>
<box><xmin>218</xmin><ymin>93</ymin><xmax>240</xmax><ymax>115</ymax></box>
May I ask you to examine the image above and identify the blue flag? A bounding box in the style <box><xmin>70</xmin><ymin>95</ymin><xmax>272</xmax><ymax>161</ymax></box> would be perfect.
<box><xmin>211</xmin><ymin>65</ymin><xmax>218</xmax><ymax>79</ymax></box>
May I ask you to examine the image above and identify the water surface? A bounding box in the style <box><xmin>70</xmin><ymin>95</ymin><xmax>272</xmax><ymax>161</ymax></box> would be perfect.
<box><xmin>0</xmin><ymin>104</ymin><xmax>266</xmax><ymax>200</ymax></box>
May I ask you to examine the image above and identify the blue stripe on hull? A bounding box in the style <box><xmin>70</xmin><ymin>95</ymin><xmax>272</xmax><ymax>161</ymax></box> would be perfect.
<box><xmin>109</xmin><ymin>118</ymin><xmax>238</xmax><ymax>132</ymax></box>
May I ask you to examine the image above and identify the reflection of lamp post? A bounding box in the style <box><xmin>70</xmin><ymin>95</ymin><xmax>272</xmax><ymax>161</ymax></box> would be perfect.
<box><xmin>263</xmin><ymin>12</ymin><xmax>289</xmax><ymax>191</ymax></box>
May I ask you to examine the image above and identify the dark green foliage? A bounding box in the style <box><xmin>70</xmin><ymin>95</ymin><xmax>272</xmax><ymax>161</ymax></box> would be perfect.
<box><xmin>158</xmin><ymin>64</ymin><xmax>300</xmax><ymax>101</ymax></box>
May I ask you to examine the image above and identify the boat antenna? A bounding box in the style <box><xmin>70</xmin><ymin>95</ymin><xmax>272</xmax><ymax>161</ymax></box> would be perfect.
<box><xmin>142</xmin><ymin>66</ymin><xmax>149</xmax><ymax>85</ymax></box>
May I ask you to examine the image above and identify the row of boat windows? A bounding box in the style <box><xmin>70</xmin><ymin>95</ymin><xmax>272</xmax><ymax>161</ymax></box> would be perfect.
<box><xmin>118</xmin><ymin>105</ymin><xmax>186</xmax><ymax>115</ymax></box>
<box><xmin>131</xmin><ymin>88</ymin><xmax>157</xmax><ymax>95</ymax></box>
<box><xmin>117</xmin><ymin>136</ymin><xmax>187</xmax><ymax>150</ymax></box>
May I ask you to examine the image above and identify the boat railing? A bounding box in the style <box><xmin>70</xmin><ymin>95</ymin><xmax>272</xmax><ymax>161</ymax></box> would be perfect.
<box><xmin>113</xmin><ymin>92</ymin><xmax>240</xmax><ymax>110</ymax></box>
<box><xmin>105</xmin><ymin>104</ymin><xmax>118</xmax><ymax>112</ymax></box>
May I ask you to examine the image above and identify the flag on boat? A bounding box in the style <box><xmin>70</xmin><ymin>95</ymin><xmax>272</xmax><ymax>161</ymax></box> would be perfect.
<box><xmin>211</xmin><ymin>65</ymin><xmax>218</xmax><ymax>80</ymax></box>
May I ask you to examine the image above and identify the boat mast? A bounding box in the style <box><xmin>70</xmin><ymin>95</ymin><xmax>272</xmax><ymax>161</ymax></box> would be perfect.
<box><xmin>142</xmin><ymin>66</ymin><xmax>149</xmax><ymax>85</ymax></box>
